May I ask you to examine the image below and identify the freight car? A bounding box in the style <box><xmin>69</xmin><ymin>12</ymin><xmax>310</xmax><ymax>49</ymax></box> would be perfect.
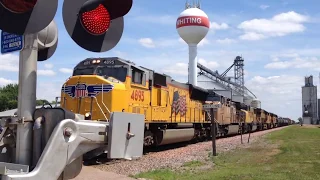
<box><xmin>277</xmin><ymin>117</ymin><xmax>293</xmax><ymax>126</ymax></box>
<box><xmin>60</xmin><ymin>57</ymin><xmax>288</xmax><ymax>149</ymax></box>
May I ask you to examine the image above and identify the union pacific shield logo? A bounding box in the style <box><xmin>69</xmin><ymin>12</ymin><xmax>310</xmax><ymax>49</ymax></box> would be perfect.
<box><xmin>61</xmin><ymin>83</ymin><xmax>114</xmax><ymax>98</ymax></box>
<box><xmin>75</xmin><ymin>84</ymin><xmax>87</xmax><ymax>97</ymax></box>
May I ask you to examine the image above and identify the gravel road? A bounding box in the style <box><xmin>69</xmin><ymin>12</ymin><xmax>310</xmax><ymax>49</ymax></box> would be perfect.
<box><xmin>92</xmin><ymin>126</ymin><xmax>288</xmax><ymax>176</ymax></box>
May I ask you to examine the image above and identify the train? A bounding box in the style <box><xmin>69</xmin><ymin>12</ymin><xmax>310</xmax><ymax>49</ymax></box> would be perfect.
<box><xmin>60</xmin><ymin>57</ymin><xmax>294</xmax><ymax>148</ymax></box>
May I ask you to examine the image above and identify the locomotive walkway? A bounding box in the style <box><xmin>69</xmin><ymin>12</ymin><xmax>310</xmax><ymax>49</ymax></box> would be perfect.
<box><xmin>72</xmin><ymin>166</ymin><xmax>134</xmax><ymax>180</ymax></box>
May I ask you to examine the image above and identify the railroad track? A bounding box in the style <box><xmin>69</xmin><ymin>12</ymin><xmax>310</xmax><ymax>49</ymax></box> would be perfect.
<box><xmin>82</xmin><ymin>126</ymin><xmax>287</xmax><ymax>166</ymax></box>
<box><xmin>85</xmin><ymin>126</ymin><xmax>290</xmax><ymax>176</ymax></box>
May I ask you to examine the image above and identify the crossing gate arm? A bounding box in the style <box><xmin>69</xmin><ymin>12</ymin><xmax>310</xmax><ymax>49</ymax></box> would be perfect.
<box><xmin>0</xmin><ymin>112</ymin><xmax>145</xmax><ymax>180</ymax></box>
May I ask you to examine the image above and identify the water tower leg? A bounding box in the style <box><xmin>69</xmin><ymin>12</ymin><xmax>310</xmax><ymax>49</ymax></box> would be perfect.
<box><xmin>188</xmin><ymin>44</ymin><xmax>198</xmax><ymax>86</ymax></box>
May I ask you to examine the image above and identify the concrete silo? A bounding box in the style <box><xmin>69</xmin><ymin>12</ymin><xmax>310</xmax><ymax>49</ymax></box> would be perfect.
<box><xmin>302</xmin><ymin>75</ymin><xmax>318</xmax><ymax>124</ymax></box>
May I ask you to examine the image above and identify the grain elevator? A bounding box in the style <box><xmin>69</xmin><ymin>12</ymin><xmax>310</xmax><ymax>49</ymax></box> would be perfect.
<box><xmin>302</xmin><ymin>75</ymin><xmax>318</xmax><ymax>124</ymax></box>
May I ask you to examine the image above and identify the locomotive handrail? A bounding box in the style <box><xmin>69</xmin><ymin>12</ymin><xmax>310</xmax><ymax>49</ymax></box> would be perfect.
<box><xmin>92</xmin><ymin>96</ymin><xmax>109</xmax><ymax>121</ymax></box>
<box><xmin>101</xmin><ymin>84</ymin><xmax>111</xmax><ymax>114</ymax></box>
<box><xmin>100</xmin><ymin>99</ymin><xmax>111</xmax><ymax>114</ymax></box>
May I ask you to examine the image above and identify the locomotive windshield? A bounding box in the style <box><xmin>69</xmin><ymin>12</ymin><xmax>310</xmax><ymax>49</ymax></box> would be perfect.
<box><xmin>72</xmin><ymin>58</ymin><xmax>130</xmax><ymax>82</ymax></box>
<box><xmin>96</xmin><ymin>66</ymin><xmax>127</xmax><ymax>82</ymax></box>
<box><xmin>72</xmin><ymin>65</ymin><xmax>127</xmax><ymax>82</ymax></box>
<box><xmin>73</xmin><ymin>67</ymin><xmax>95</xmax><ymax>76</ymax></box>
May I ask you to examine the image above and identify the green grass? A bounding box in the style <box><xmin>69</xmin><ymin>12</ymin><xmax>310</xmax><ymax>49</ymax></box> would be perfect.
<box><xmin>182</xmin><ymin>160</ymin><xmax>205</xmax><ymax>167</ymax></box>
<box><xmin>133</xmin><ymin>125</ymin><xmax>320</xmax><ymax>180</ymax></box>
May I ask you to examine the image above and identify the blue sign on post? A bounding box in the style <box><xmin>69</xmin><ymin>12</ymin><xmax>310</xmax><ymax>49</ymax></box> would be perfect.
<box><xmin>1</xmin><ymin>31</ymin><xmax>24</xmax><ymax>54</ymax></box>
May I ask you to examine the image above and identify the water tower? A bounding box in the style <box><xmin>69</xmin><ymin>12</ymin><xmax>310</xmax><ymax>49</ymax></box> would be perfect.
<box><xmin>176</xmin><ymin>1</ymin><xmax>210</xmax><ymax>86</ymax></box>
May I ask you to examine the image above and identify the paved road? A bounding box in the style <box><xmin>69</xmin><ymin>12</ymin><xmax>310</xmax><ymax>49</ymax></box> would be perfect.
<box><xmin>71</xmin><ymin>166</ymin><xmax>135</xmax><ymax>180</ymax></box>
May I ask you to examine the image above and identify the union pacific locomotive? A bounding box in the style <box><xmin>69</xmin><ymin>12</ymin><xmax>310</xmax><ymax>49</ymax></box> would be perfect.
<box><xmin>60</xmin><ymin>57</ymin><xmax>293</xmax><ymax>147</ymax></box>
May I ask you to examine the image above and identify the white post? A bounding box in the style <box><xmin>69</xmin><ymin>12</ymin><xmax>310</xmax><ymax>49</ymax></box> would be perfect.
<box><xmin>16</xmin><ymin>33</ymin><xmax>38</xmax><ymax>166</ymax></box>
<box><xmin>188</xmin><ymin>44</ymin><xmax>198</xmax><ymax>86</ymax></box>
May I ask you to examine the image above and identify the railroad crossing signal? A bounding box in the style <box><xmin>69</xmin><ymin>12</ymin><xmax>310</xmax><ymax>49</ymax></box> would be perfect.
<box><xmin>0</xmin><ymin>0</ymin><xmax>58</xmax><ymax>35</ymax></box>
<box><xmin>37</xmin><ymin>20</ymin><xmax>58</xmax><ymax>61</ymax></box>
<box><xmin>62</xmin><ymin>0</ymin><xmax>133</xmax><ymax>52</ymax></box>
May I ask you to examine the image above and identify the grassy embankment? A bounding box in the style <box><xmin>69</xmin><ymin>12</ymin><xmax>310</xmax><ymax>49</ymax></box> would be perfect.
<box><xmin>134</xmin><ymin>125</ymin><xmax>320</xmax><ymax>180</ymax></box>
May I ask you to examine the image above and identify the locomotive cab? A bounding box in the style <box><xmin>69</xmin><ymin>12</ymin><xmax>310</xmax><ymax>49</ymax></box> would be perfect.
<box><xmin>60</xmin><ymin>57</ymin><xmax>149</xmax><ymax>120</ymax></box>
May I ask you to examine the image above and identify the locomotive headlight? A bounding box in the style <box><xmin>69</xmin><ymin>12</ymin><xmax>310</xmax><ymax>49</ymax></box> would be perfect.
<box><xmin>92</xmin><ymin>59</ymin><xmax>100</xmax><ymax>64</ymax></box>
<box><xmin>85</xmin><ymin>112</ymin><xmax>91</xmax><ymax>120</ymax></box>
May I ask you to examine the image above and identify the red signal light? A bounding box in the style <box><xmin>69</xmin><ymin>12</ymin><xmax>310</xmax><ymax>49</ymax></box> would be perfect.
<box><xmin>0</xmin><ymin>0</ymin><xmax>37</xmax><ymax>13</ymax></box>
<box><xmin>80</xmin><ymin>4</ymin><xmax>111</xmax><ymax>35</ymax></box>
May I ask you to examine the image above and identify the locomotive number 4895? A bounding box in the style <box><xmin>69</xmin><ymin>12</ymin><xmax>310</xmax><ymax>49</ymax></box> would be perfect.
<box><xmin>131</xmin><ymin>90</ymin><xmax>144</xmax><ymax>101</ymax></box>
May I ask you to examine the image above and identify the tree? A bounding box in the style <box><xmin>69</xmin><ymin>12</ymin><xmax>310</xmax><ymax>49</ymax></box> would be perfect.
<box><xmin>0</xmin><ymin>84</ymin><xmax>18</xmax><ymax>111</ymax></box>
<box><xmin>0</xmin><ymin>83</ymin><xmax>52</xmax><ymax>112</ymax></box>
<box><xmin>36</xmin><ymin>99</ymin><xmax>50</xmax><ymax>106</ymax></box>
<box><xmin>298</xmin><ymin>117</ymin><xmax>303</xmax><ymax>126</ymax></box>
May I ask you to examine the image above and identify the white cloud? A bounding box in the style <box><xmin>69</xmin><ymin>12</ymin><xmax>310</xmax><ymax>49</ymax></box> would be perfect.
<box><xmin>269</xmin><ymin>48</ymin><xmax>320</xmax><ymax>60</ymax></box>
<box><xmin>265</xmin><ymin>56</ymin><xmax>320</xmax><ymax>70</ymax></box>
<box><xmin>282</xmin><ymin>1</ymin><xmax>289</xmax><ymax>6</ymax></box>
<box><xmin>271</xmin><ymin>53</ymin><xmax>299</xmax><ymax>60</ymax></box>
<box><xmin>260</xmin><ymin>5</ymin><xmax>270</xmax><ymax>10</ymax></box>
<box><xmin>112</xmin><ymin>50</ymin><xmax>127</xmax><ymax>58</ymax></box>
<box><xmin>37</xmin><ymin>82</ymin><xmax>63</xmax><ymax>101</ymax></box>
<box><xmin>163</xmin><ymin>62</ymin><xmax>188</xmax><ymax>76</ymax></box>
<box><xmin>38</xmin><ymin>70</ymin><xmax>56</xmax><ymax>76</ymax></box>
<box><xmin>265</xmin><ymin>61</ymin><xmax>291</xmax><ymax>69</ymax></box>
<box><xmin>246</xmin><ymin>75</ymin><xmax>303</xmax><ymax>118</ymax></box>
<box><xmin>138</xmin><ymin>38</ymin><xmax>155</xmax><ymax>48</ymax></box>
<box><xmin>244</xmin><ymin>70</ymin><xmax>249</xmax><ymax>79</ymax></box>
<box><xmin>0</xmin><ymin>77</ymin><xmax>17</xmax><ymax>86</ymax></box>
<box><xmin>155</xmin><ymin>38</ymin><xmax>182</xmax><ymax>48</ymax></box>
<box><xmin>59</xmin><ymin>68</ymin><xmax>73</xmax><ymax>74</ymax></box>
<box><xmin>198</xmin><ymin>58</ymin><xmax>220</xmax><ymax>69</ymax></box>
<box><xmin>132</xmin><ymin>15</ymin><xmax>175</xmax><ymax>25</ymax></box>
<box><xmin>138</xmin><ymin>37</ymin><xmax>184</xmax><ymax>48</ymax></box>
<box><xmin>198</xmin><ymin>38</ymin><xmax>210</xmax><ymax>47</ymax></box>
<box><xmin>0</xmin><ymin>54</ymin><xmax>19</xmax><ymax>72</ymax></box>
<box><xmin>238</xmin><ymin>11</ymin><xmax>309</xmax><ymax>40</ymax></box>
<box><xmin>162</xmin><ymin>58</ymin><xmax>219</xmax><ymax>77</ymax></box>
<box><xmin>210</xmin><ymin>22</ymin><xmax>229</xmax><ymax>30</ymax></box>
<box><xmin>239</xmin><ymin>32</ymin><xmax>267</xmax><ymax>41</ymax></box>
<box><xmin>216</xmin><ymin>38</ymin><xmax>237</xmax><ymax>44</ymax></box>
<box><xmin>272</xmin><ymin>11</ymin><xmax>308</xmax><ymax>23</ymax></box>
<box><xmin>44</xmin><ymin>63</ymin><xmax>53</xmax><ymax>69</ymax></box>
<box><xmin>178</xmin><ymin>38</ymin><xmax>185</xmax><ymax>44</ymax></box>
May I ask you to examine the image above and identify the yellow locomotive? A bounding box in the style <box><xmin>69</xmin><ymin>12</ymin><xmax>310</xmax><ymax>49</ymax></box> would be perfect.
<box><xmin>61</xmin><ymin>57</ymin><xmax>211</xmax><ymax>146</ymax></box>
<box><xmin>60</xmin><ymin>57</ymin><xmax>290</xmax><ymax>147</ymax></box>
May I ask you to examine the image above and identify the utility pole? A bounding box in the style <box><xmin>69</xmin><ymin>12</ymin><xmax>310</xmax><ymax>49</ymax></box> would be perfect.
<box><xmin>204</xmin><ymin>101</ymin><xmax>220</xmax><ymax>157</ymax></box>
<box><xmin>211</xmin><ymin>107</ymin><xmax>217</xmax><ymax>156</ymax></box>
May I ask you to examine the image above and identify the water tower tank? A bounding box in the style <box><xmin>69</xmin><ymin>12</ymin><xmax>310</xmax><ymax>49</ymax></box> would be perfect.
<box><xmin>251</xmin><ymin>99</ymin><xmax>261</xmax><ymax>109</ymax></box>
<box><xmin>176</xmin><ymin>8</ymin><xmax>210</xmax><ymax>44</ymax></box>
<box><xmin>176</xmin><ymin>7</ymin><xmax>210</xmax><ymax>86</ymax></box>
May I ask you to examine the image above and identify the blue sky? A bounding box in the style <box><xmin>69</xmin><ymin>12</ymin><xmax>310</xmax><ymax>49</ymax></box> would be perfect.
<box><xmin>1</xmin><ymin>0</ymin><xmax>320</xmax><ymax>120</ymax></box>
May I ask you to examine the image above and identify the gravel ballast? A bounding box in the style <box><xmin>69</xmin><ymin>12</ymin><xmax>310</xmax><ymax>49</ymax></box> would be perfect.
<box><xmin>93</xmin><ymin>126</ymin><xmax>288</xmax><ymax>176</ymax></box>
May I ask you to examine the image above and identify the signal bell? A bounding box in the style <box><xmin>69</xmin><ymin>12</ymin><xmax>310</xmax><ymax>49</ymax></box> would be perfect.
<box><xmin>62</xmin><ymin>0</ymin><xmax>133</xmax><ymax>52</ymax></box>
<box><xmin>0</xmin><ymin>0</ymin><xmax>58</xmax><ymax>35</ymax></box>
